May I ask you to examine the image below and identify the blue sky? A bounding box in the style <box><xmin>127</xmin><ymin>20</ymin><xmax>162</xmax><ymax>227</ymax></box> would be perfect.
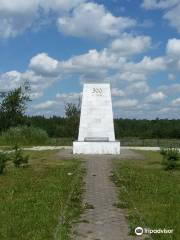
<box><xmin>0</xmin><ymin>0</ymin><xmax>180</xmax><ymax>119</ymax></box>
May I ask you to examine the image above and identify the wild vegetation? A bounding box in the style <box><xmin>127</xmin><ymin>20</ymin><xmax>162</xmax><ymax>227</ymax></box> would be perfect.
<box><xmin>0</xmin><ymin>145</ymin><xmax>29</xmax><ymax>174</ymax></box>
<box><xmin>0</xmin><ymin>150</ymin><xmax>84</xmax><ymax>240</ymax></box>
<box><xmin>12</xmin><ymin>145</ymin><xmax>29</xmax><ymax>168</ymax></box>
<box><xmin>112</xmin><ymin>151</ymin><xmax>180</xmax><ymax>240</ymax></box>
<box><xmin>0</xmin><ymin>152</ymin><xmax>8</xmax><ymax>174</ymax></box>
<box><xmin>160</xmin><ymin>148</ymin><xmax>180</xmax><ymax>170</ymax></box>
<box><xmin>0</xmin><ymin>126</ymin><xmax>50</xmax><ymax>146</ymax></box>
<box><xmin>24</xmin><ymin>116</ymin><xmax>180</xmax><ymax>139</ymax></box>
<box><xmin>0</xmin><ymin>87</ymin><xmax>179</xmax><ymax>146</ymax></box>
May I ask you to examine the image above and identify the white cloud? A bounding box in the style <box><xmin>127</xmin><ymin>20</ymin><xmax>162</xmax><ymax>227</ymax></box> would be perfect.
<box><xmin>172</xmin><ymin>97</ymin><xmax>180</xmax><ymax>106</ymax></box>
<box><xmin>0</xmin><ymin>71</ymin><xmax>22</xmax><ymax>91</ymax></box>
<box><xmin>42</xmin><ymin>0</ymin><xmax>86</xmax><ymax>12</ymax></box>
<box><xmin>0</xmin><ymin>45</ymin><xmax>168</xmax><ymax>105</ymax></box>
<box><xmin>57</xmin><ymin>2</ymin><xmax>136</xmax><ymax>39</ymax></box>
<box><xmin>166</xmin><ymin>38</ymin><xmax>180</xmax><ymax>70</ymax></box>
<box><xmin>159</xmin><ymin>83</ymin><xmax>180</xmax><ymax>94</ymax></box>
<box><xmin>112</xmin><ymin>72</ymin><xmax>147</xmax><ymax>82</ymax></box>
<box><xmin>0</xmin><ymin>0</ymin><xmax>86</xmax><ymax>38</ymax></box>
<box><xmin>111</xmin><ymin>88</ymin><xmax>125</xmax><ymax>97</ymax></box>
<box><xmin>142</xmin><ymin>1</ymin><xmax>180</xmax><ymax>33</ymax></box>
<box><xmin>0</xmin><ymin>69</ymin><xmax>59</xmax><ymax>100</ymax></box>
<box><xmin>146</xmin><ymin>91</ymin><xmax>166</xmax><ymax>102</ymax></box>
<box><xmin>33</xmin><ymin>91</ymin><xmax>81</xmax><ymax>112</ymax></box>
<box><xmin>61</xmin><ymin>49</ymin><xmax>114</xmax><ymax>71</ymax></box>
<box><xmin>164</xmin><ymin>4</ymin><xmax>180</xmax><ymax>32</ymax></box>
<box><xmin>56</xmin><ymin>92</ymin><xmax>81</xmax><ymax>101</ymax></box>
<box><xmin>29</xmin><ymin>53</ymin><xmax>59</xmax><ymax>76</ymax></box>
<box><xmin>110</xmin><ymin>35</ymin><xmax>151</xmax><ymax>56</ymax></box>
<box><xmin>22</xmin><ymin>70</ymin><xmax>58</xmax><ymax>99</ymax></box>
<box><xmin>126</xmin><ymin>81</ymin><xmax>149</xmax><ymax>95</ymax></box>
<box><xmin>168</xmin><ymin>73</ymin><xmax>176</xmax><ymax>80</ymax></box>
<box><xmin>33</xmin><ymin>100</ymin><xmax>57</xmax><ymax>110</ymax></box>
<box><xmin>142</xmin><ymin>0</ymin><xmax>179</xmax><ymax>10</ymax></box>
<box><xmin>58</xmin><ymin>42</ymin><xmax>163</xmax><ymax>80</ymax></box>
<box><xmin>134</xmin><ymin>56</ymin><xmax>167</xmax><ymax>72</ymax></box>
<box><xmin>113</xmin><ymin>99</ymin><xmax>138</xmax><ymax>108</ymax></box>
<box><xmin>166</xmin><ymin>38</ymin><xmax>180</xmax><ymax>58</ymax></box>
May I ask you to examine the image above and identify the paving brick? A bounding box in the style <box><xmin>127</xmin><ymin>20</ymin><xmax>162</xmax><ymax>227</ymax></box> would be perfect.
<box><xmin>71</xmin><ymin>151</ymin><xmax>144</xmax><ymax>240</ymax></box>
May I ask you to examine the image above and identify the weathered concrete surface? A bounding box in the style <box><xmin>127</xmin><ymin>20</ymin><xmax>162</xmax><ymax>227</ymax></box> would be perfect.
<box><xmin>73</xmin><ymin>141</ymin><xmax>120</xmax><ymax>154</ymax></box>
<box><xmin>73</xmin><ymin>84</ymin><xmax>120</xmax><ymax>154</ymax></box>
<box><xmin>78</xmin><ymin>84</ymin><xmax>115</xmax><ymax>142</ymax></box>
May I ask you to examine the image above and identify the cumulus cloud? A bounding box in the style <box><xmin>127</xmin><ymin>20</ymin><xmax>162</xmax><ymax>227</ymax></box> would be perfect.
<box><xmin>110</xmin><ymin>35</ymin><xmax>151</xmax><ymax>56</ymax></box>
<box><xmin>133</xmin><ymin>56</ymin><xmax>167</xmax><ymax>72</ymax></box>
<box><xmin>0</xmin><ymin>71</ymin><xmax>22</xmax><ymax>91</ymax></box>
<box><xmin>167</xmin><ymin>38</ymin><xmax>180</xmax><ymax>58</ymax></box>
<box><xmin>111</xmin><ymin>88</ymin><xmax>125</xmax><ymax>97</ymax></box>
<box><xmin>142</xmin><ymin>0</ymin><xmax>180</xmax><ymax>33</ymax></box>
<box><xmin>159</xmin><ymin>83</ymin><xmax>180</xmax><ymax>94</ymax></box>
<box><xmin>33</xmin><ymin>91</ymin><xmax>81</xmax><ymax>113</ymax></box>
<box><xmin>113</xmin><ymin>99</ymin><xmax>138</xmax><ymax>108</ymax></box>
<box><xmin>172</xmin><ymin>97</ymin><xmax>180</xmax><ymax>106</ymax></box>
<box><xmin>0</xmin><ymin>1</ymin><xmax>138</xmax><ymax>41</ymax></box>
<box><xmin>142</xmin><ymin>0</ymin><xmax>179</xmax><ymax>10</ymax></box>
<box><xmin>0</xmin><ymin>69</ymin><xmax>59</xmax><ymax>100</ymax></box>
<box><xmin>111</xmin><ymin>72</ymin><xmax>147</xmax><ymax>83</ymax></box>
<box><xmin>61</xmin><ymin>49</ymin><xmax>115</xmax><ymax>72</ymax></box>
<box><xmin>56</xmin><ymin>39</ymin><xmax>164</xmax><ymax>80</ymax></box>
<box><xmin>29</xmin><ymin>53</ymin><xmax>59</xmax><ymax>76</ymax></box>
<box><xmin>164</xmin><ymin>4</ymin><xmax>180</xmax><ymax>32</ymax></box>
<box><xmin>0</xmin><ymin>0</ymin><xmax>85</xmax><ymax>38</ymax></box>
<box><xmin>119</xmin><ymin>56</ymin><xmax>167</xmax><ymax>82</ymax></box>
<box><xmin>126</xmin><ymin>81</ymin><xmax>149</xmax><ymax>95</ymax></box>
<box><xmin>166</xmin><ymin>38</ymin><xmax>180</xmax><ymax>70</ymax></box>
<box><xmin>146</xmin><ymin>91</ymin><xmax>166</xmax><ymax>103</ymax></box>
<box><xmin>33</xmin><ymin>100</ymin><xmax>57</xmax><ymax>110</ymax></box>
<box><xmin>168</xmin><ymin>73</ymin><xmax>176</xmax><ymax>80</ymax></box>
<box><xmin>56</xmin><ymin>92</ymin><xmax>81</xmax><ymax>102</ymax></box>
<box><xmin>0</xmin><ymin>40</ymin><xmax>168</xmax><ymax>105</ymax></box>
<box><xmin>57</xmin><ymin>2</ymin><xmax>136</xmax><ymax>39</ymax></box>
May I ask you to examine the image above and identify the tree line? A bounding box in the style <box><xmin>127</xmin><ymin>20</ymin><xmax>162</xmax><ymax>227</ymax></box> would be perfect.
<box><xmin>0</xmin><ymin>88</ymin><xmax>180</xmax><ymax>139</ymax></box>
<box><xmin>24</xmin><ymin>116</ymin><xmax>180</xmax><ymax>139</ymax></box>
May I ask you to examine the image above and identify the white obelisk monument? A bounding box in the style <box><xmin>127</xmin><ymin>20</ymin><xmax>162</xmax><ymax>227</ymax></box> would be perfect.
<box><xmin>73</xmin><ymin>83</ymin><xmax>120</xmax><ymax>154</ymax></box>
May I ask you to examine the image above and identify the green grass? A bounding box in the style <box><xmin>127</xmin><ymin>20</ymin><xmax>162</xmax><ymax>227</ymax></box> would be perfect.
<box><xmin>0</xmin><ymin>127</ymin><xmax>179</xmax><ymax>148</ymax></box>
<box><xmin>112</xmin><ymin>151</ymin><xmax>180</xmax><ymax>240</ymax></box>
<box><xmin>0</xmin><ymin>150</ymin><xmax>84</xmax><ymax>240</ymax></box>
<box><xmin>0</xmin><ymin>126</ymin><xmax>74</xmax><ymax>147</ymax></box>
<box><xmin>120</xmin><ymin>138</ymin><xmax>180</xmax><ymax>147</ymax></box>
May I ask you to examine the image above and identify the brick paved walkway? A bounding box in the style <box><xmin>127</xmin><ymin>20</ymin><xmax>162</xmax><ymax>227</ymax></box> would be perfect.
<box><xmin>72</xmin><ymin>150</ymin><xmax>143</xmax><ymax>240</ymax></box>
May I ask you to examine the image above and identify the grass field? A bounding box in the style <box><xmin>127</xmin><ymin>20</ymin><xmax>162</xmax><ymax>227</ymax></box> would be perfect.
<box><xmin>0</xmin><ymin>150</ymin><xmax>84</xmax><ymax>240</ymax></box>
<box><xmin>0</xmin><ymin>126</ymin><xmax>179</xmax><ymax>148</ymax></box>
<box><xmin>119</xmin><ymin>138</ymin><xmax>180</xmax><ymax>148</ymax></box>
<box><xmin>112</xmin><ymin>151</ymin><xmax>180</xmax><ymax>240</ymax></box>
<box><xmin>0</xmin><ymin>138</ymin><xmax>179</xmax><ymax>148</ymax></box>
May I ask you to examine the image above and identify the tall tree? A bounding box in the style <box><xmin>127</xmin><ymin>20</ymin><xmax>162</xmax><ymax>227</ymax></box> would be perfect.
<box><xmin>0</xmin><ymin>87</ymin><xmax>31</xmax><ymax>132</ymax></box>
<box><xmin>65</xmin><ymin>102</ymin><xmax>81</xmax><ymax>138</ymax></box>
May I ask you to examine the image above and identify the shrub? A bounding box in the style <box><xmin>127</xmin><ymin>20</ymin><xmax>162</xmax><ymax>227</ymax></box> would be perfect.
<box><xmin>0</xmin><ymin>126</ymin><xmax>50</xmax><ymax>146</ymax></box>
<box><xmin>0</xmin><ymin>152</ymin><xmax>8</xmax><ymax>174</ymax></box>
<box><xmin>12</xmin><ymin>145</ymin><xmax>29</xmax><ymax>168</ymax></box>
<box><xmin>160</xmin><ymin>148</ymin><xmax>180</xmax><ymax>170</ymax></box>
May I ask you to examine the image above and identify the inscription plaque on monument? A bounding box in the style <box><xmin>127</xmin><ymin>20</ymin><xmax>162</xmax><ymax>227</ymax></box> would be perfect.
<box><xmin>73</xmin><ymin>83</ymin><xmax>120</xmax><ymax>154</ymax></box>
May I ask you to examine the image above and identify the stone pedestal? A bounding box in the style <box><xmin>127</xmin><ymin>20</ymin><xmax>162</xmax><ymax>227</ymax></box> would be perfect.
<box><xmin>73</xmin><ymin>83</ymin><xmax>120</xmax><ymax>155</ymax></box>
<box><xmin>73</xmin><ymin>141</ymin><xmax>120</xmax><ymax>154</ymax></box>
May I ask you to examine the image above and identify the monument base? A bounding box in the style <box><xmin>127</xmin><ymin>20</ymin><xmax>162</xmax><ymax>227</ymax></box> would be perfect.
<box><xmin>73</xmin><ymin>141</ymin><xmax>120</xmax><ymax>154</ymax></box>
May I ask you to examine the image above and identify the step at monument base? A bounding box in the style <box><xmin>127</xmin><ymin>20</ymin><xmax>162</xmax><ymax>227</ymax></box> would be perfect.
<box><xmin>73</xmin><ymin>141</ymin><xmax>120</xmax><ymax>154</ymax></box>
